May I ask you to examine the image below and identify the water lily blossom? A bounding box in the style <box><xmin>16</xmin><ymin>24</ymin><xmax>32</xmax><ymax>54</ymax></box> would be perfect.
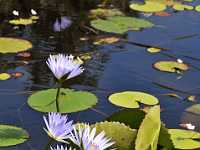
<box><xmin>70</xmin><ymin>125</ymin><xmax>115</xmax><ymax>150</ymax></box>
<box><xmin>12</xmin><ymin>10</ymin><xmax>19</xmax><ymax>16</ymax></box>
<box><xmin>46</xmin><ymin>54</ymin><xmax>84</xmax><ymax>80</ymax></box>
<box><xmin>53</xmin><ymin>16</ymin><xmax>72</xmax><ymax>32</ymax></box>
<box><xmin>51</xmin><ymin>145</ymin><xmax>75</xmax><ymax>150</ymax></box>
<box><xmin>31</xmin><ymin>9</ymin><xmax>37</xmax><ymax>15</ymax></box>
<box><xmin>43</xmin><ymin>112</ymin><xmax>73</xmax><ymax>143</ymax></box>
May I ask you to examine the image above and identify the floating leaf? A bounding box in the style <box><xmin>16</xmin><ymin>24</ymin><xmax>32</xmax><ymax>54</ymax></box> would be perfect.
<box><xmin>168</xmin><ymin>129</ymin><xmax>200</xmax><ymax>149</ymax></box>
<box><xmin>0</xmin><ymin>73</ymin><xmax>11</xmax><ymax>80</ymax></box>
<box><xmin>186</xmin><ymin>104</ymin><xmax>200</xmax><ymax>115</ymax></box>
<box><xmin>92</xmin><ymin>121</ymin><xmax>137</xmax><ymax>150</ymax></box>
<box><xmin>153</xmin><ymin>61</ymin><xmax>189</xmax><ymax>73</ymax></box>
<box><xmin>161</xmin><ymin>93</ymin><xmax>182</xmax><ymax>100</ymax></box>
<box><xmin>195</xmin><ymin>5</ymin><xmax>200</xmax><ymax>12</ymax></box>
<box><xmin>130</xmin><ymin>1</ymin><xmax>166</xmax><ymax>13</ymax></box>
<box><xmin>93</xmin><ymin>36</ymin><xmax>120</xmax><ymax>45</ymax></box>
<box><xmin>108</xmin><ymin>91</ymin><xmax>159</xmax><ymax>108</ymax></box>
<box><xmin>147</xmin><ymin>47</ymin><xmax>162</xmax><ymax>53</ymax></box>
<box><xmin>89</xmin><ymin>8</ymin><xmax>124</xmax><ymax>19</ymax></box>
<box><xmin>0</xmin><ymin>125</ymin><xmax>29</xmax><ymax>147</ymax></box>
<box><xmin>78</xmin><ymin>53</ymin><xmax>92</xmax><ymax>61</ymax></box>
<box><xmin>91</xmin><ymin>16</ymin><xmax>154</xmax><ymax>34</ymax></box>
<box><xmin>173</xmin><ymin>3</ymin><xmax>193</xmax><ymax>11</ymax></box>
<box><xmin>135</xmin><ymin>105</ymin><xmax>161</xmax><ymax>150</ymax></box>
<box><xmin>9</xmin><ymin>18</ymin><xmax>34</xmax><ymax>25</ymax></box>
<box><xmin>28</xmin><ymin>88</ymin><xmax>98</xmax><ymax>113</ymax></box>
<box><xmin>107</xmin><ymin>109</ymin><xmax>146</xmax><ymax>129</ymax></box>
<box><xmin>30</xmin><ymin>16</ymin><xmax>39</xmax><ymax>20</ymax></box>
<box><xmin>0</xmin><ymin>37</ymin><xmax>32</xmax><ymax>53</ymax></box>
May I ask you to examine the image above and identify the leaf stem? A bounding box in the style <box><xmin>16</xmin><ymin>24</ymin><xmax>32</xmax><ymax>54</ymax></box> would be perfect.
<box><xmin>55</xmin><ymin>81</ymin><xmax>62</xmax><ymax>112</ymax></box>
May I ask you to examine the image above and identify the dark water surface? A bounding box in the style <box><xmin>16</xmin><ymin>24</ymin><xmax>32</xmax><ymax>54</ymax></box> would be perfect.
<box><xmin>1</xmin><ymin>0</ymin><xmax>200</xmax><ymax>149</ymax></box>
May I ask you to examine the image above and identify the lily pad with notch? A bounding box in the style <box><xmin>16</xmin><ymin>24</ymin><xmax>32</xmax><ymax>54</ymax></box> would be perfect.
<box><xmin>108</xmin><ymin>91</ymin><xmax>159</xmax><ymax>108</ymax></box>
<box><xmin>28</xmin><ymin>88</ymin><xmax>98</xmax><ymax>113</ymax></box>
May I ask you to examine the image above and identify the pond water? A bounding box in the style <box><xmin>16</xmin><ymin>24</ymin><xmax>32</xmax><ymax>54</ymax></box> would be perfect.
<box><xmin>1</xmin><ymin>0</ymin><xmax>200</xmax><ymax>149</ymax></box>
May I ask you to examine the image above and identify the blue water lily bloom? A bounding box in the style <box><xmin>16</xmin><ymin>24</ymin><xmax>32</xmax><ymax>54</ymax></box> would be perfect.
<box><xmin>43</xmin><ymin>112</ymin><xmax>73</xmax><ymax>143</ymax></box>
<box><xmin>51</xmin><ymin>145</ymin><xmax>75</xmax><ymax>150</ymax></box>
<box><xmin>69</xmin><ymin>125</ymin><xmax>115</xmax><ymax>150</ymax></box>
<box><xmin>53</xmin><ymin>16</ymin><xmax>72</xmax><ymax>32</ymax></box>
<box><xmin>46</xmin><ymin>54</ymin><xmax>84</xmax><ymax>80</ymax></box>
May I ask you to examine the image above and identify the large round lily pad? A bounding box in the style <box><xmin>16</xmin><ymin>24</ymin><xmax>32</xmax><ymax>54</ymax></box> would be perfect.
<box><xmin>91</xmin><ymin>121</ymin><xmax>137</xmax><ymax>150</ymax></box>
<box><xmin>153</xmin><ymin>61</ymin><xmax>189</xmax><ymax>73</ymax></box>
<box><xmin>108</xmin><ymin>91</ymin><xmax>159</xmax><ymax>108</ymax></box>
<box><xmin>168</xmin><ymin>129</ymin><xmax>200</xmax><ymax>149</ymax></box>
<box><xmin>91</xmin><ymin>16</ymin><xmax>154</xmax><ymax>34</ymax></box>
<box><xmin>0</xmin><ymin>37</ymin><xmax>32</xmax><ymax>53</ymax></box>
<box><xmin>130</xmin><ymin>1</ymin><xmax>166</xmax><ymax>13</ymax></box>
<box><xmin>28</xmin><ymin>88</ymin><xmax>98</xmax><ymax>113</ymax></box>
<box><xmin>0</xmin><ymin>125</ymin><xmax>29</xmax><ymax>147</ymax></box>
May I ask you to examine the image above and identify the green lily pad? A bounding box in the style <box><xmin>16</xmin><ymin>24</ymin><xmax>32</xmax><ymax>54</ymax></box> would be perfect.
<box><xmin>135</xmin><ymin>105</ymin><xmax>161</xmax><ymax>150</ymax></box>
<box><xmin>186</xmin><ymin>104</ymin><xmax>200</xmax><ymax>115</ymax></box>
<box><xmin>130</xmin><ymin>1</ymin><xmax>166</xmax><ymax>13</ymax></box>
<box><xmin>108</xmin><ymin>91</ymin><xmax>159</xmax><ymax>108</ymax></box>
<box><xmin>168</xmin><ymin>129</ymin><xmax>200</xmax><ymax>149</ymax></box>
<box><xmin>153</xmin><ymin>61</ymin><xmax>189</xmax><ymax>73</ymax></box>
<box><xmin>107</xmin><ymin>109</ymin><xmax>146</xmax><ymax>129</ymax></box>
<box><xmin>173</xmin><ymin>3</ymin><xmax>193</xmax><ymax>11</ymax></box>
<box><xmin>0</xmin><ymin>37</ymin><xmax>32</xmax><ymax>53</ymax></box>
<box><xmin>92</xmin><ymin>121</ymin><xmax>137</xmax><ymax>150</ymax></box>
<box><xmin>0</xmin><ymin>73</ymin><xmax>11</xmax><ymax>80</ymax></box>
<box><xmin>28</xmin><ymin>88</ymin><xmax>98</xmax><ymax>113</ymax></box>
<box><xmin>91</xmin><ymin>16</ymin><xmax>154</xmax><ymax>34</ymax></box>
<box><xmin>9</xmin><ymin>18</ymin><xmax>37</xmax><ymax>25</ymax></box>
<box><xmin>89</xmin><ymin>8</ymin><xmax>124</xmax><ymax>19</ymax></box>
<box><xmin>0</xmin><ymin>125</ymin><xmax>29</xmax><ymax>147</ymax></box>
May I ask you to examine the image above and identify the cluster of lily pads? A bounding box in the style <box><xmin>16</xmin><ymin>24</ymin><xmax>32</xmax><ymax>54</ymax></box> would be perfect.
<box><xmin>1</xmin><ymin>0</ymin><xmax>200</xmax><ymax>149</ymax></box>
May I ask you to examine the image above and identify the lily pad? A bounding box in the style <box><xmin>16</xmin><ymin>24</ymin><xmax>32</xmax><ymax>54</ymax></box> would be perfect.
<box><xmin>153</xmin><ymin>61</ymin><xmax>189</xmax><ymax>73</ymax></box>
<box><xmin>186</xmin><ymin>104</ymin><xmax>200</xmax><ymax>115</ymax></box>
<box><xmin>0</xmin><ymin>37</ymin><xmax>32</xmax><ymax>53</ymax></box>
<box><xmin>0</xmin><ymin>73</ymin><xmax>11</xmax><ymax>80</ymax></box>
<box><xmin>92</xmin><ymin>121</ymin><xmax>137</xmax><ymax>150</ymax></box>
<box><xmin>89</xmin><ymin>8</ymin><xmax>124</xmax><ymax>19</ymax></box>
<box><xmin>0</xmin><ymin>125</ymin><xmax>29</xmax><ymax>147</ymax></box>
<box><xmin>9</xmin><ymin>18</ymin><xmax>35</xmax><ymax>25</ymax></box>
<box><xmin>173</xmin><ymin>3</ymin><xmax>193</xmax><ymax>11</ymax></box>
<box><xmin>147</xmin><ymin>47</ymin><xmax>162</xmax><ymax>53</ymax></box>
<box><xmin>28</xmin><ymin>88</ymin><xmax>98</xmax><ymax>113</ymax></box>
<box><xmin>135</xmin><ymin>105</ymin><xmax>161</xmax><ymax>150</ymax></box>
<box><xmin>108</xmin><ymin>91</ymin><xmax>159</xmax><ymax>108</ymax></box>
<box><xmin>130</xmin><ymin>1</ymin><xmax>166</xmax><ymax>13</ymax></box>
<box><xmin>195</xmin><ymin>5</ymin><xmax>200</xmax><ymax>12</ymax></box>
<box><xmin>93</xmin><ymin>36</ymin><xmax>120</xmax><ymax>45</ymax></box>
<box><xmin>168</xmin><ymin>129</ymin><xmax>200</xmax><ymax>149</ymax></box>
<box><xmin>91</xmin><ymin>16</ymin><xmax>154</xmax><ymax>34</ymax></box>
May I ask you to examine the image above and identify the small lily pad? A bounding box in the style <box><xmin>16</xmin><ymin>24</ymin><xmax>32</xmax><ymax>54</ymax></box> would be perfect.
<box><xmin>130</xmin><ymin>1</ymin><xmax>166</xmax><ymax>13</ymax></box>
<box><xmin>0</xmin><ymin>37</ymin><xmax>32</xmax><ymax>53</ymax></box>
<box><xmin>91</xmin><ymin>16</ymin><xmax>154</xmax><ymax>34</ymax></box>
<box><xmin>173</xmin><ymin>3</ymin><xmax>193</xmax><ymax>11</ymax></box>
<box><xmin>108</xmin><ymin>91</ymin><xmax>159</xmax><ymax>108</ymax></box>
<box><xmin>147</xmin><ymin>47</ymin><xmax>162</xmax><ymax>53</ymax></box>
<box><xmin>186</xmin><ymin>104</ymin><xmax>200</xmax><ymax>115</ymax></box>
<box><xmin>0</xmin><ymin>73</ymin><xmax>11</xmax><ymax>80</ymax></box>
<box><xmin>168</xmin><ymin>129</ymin><xmax>200</xmax><ymax>149</ymax></box>
<box><xmin>92</xmin><ymin>121</ymin><xmax>137</xmax><ymax>150</ymax></box>
<box><xmin>28</xmin><ymin>88</ymin><xmax>98</xmax><ymax>113</ymax></box>
<box><xmin>89</xmin><ymin>8</ymin><xmax>124</xmax><ymax>19</ymax></box>
<box><xmin>9</xmin><ymin>18</ymin><xmax>34</xmax><ymax>25</ymax></box>
<box><xmin>195</xmin><ymin>5</ymin><xmax>200</xmax><ymax>12</ymax></box>
<box><xmin>0</xmin><ymin>125</ymin><xmax>29</xmax><ymax>147</ymax></box>
<box><xmin>93</xmin><ymin>36</ymin><xmax>120</xmax><ymax>45</ymax></box>
<box><xmin>153</xmin><ymin>61</ymin><xmax>189</xmax><ymax>73</ymax></box>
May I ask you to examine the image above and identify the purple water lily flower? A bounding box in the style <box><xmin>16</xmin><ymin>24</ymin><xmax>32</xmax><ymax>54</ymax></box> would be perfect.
<box><xmin>46</xmin><ymin>54</ymin><xmax>84</xmax><ymax>80</ymax></box>
<box><xmin>51</xmin><ymin>145</ymin><xmax>75</xmax><ymax>150</ymax></box>
<box><xmin>43</xmin><ymin>112</ymin><xmax>73</xmax><ymax>143</ymax></box>
<box><xmin>53</xmin><ymin>16</ymin><xmax>72</xmax><ymax>32</ymax></box>
<box><xmin>69</xmin><ymin>125</ymin><xmax>115</xmax><ymax>150</ymax></box>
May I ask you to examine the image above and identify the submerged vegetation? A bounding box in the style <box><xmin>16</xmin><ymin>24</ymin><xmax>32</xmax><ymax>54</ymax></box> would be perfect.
<box><xmin>0</xmin><ymin>0</ymin><xmax>200</xmax><ymax>149</ymax></box>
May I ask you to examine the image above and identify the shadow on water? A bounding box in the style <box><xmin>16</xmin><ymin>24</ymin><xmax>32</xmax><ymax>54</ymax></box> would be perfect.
<box><xmin>0</xmin><ymin>0</ymin><xmax>200</xmax><ymax>149</ymax></box>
